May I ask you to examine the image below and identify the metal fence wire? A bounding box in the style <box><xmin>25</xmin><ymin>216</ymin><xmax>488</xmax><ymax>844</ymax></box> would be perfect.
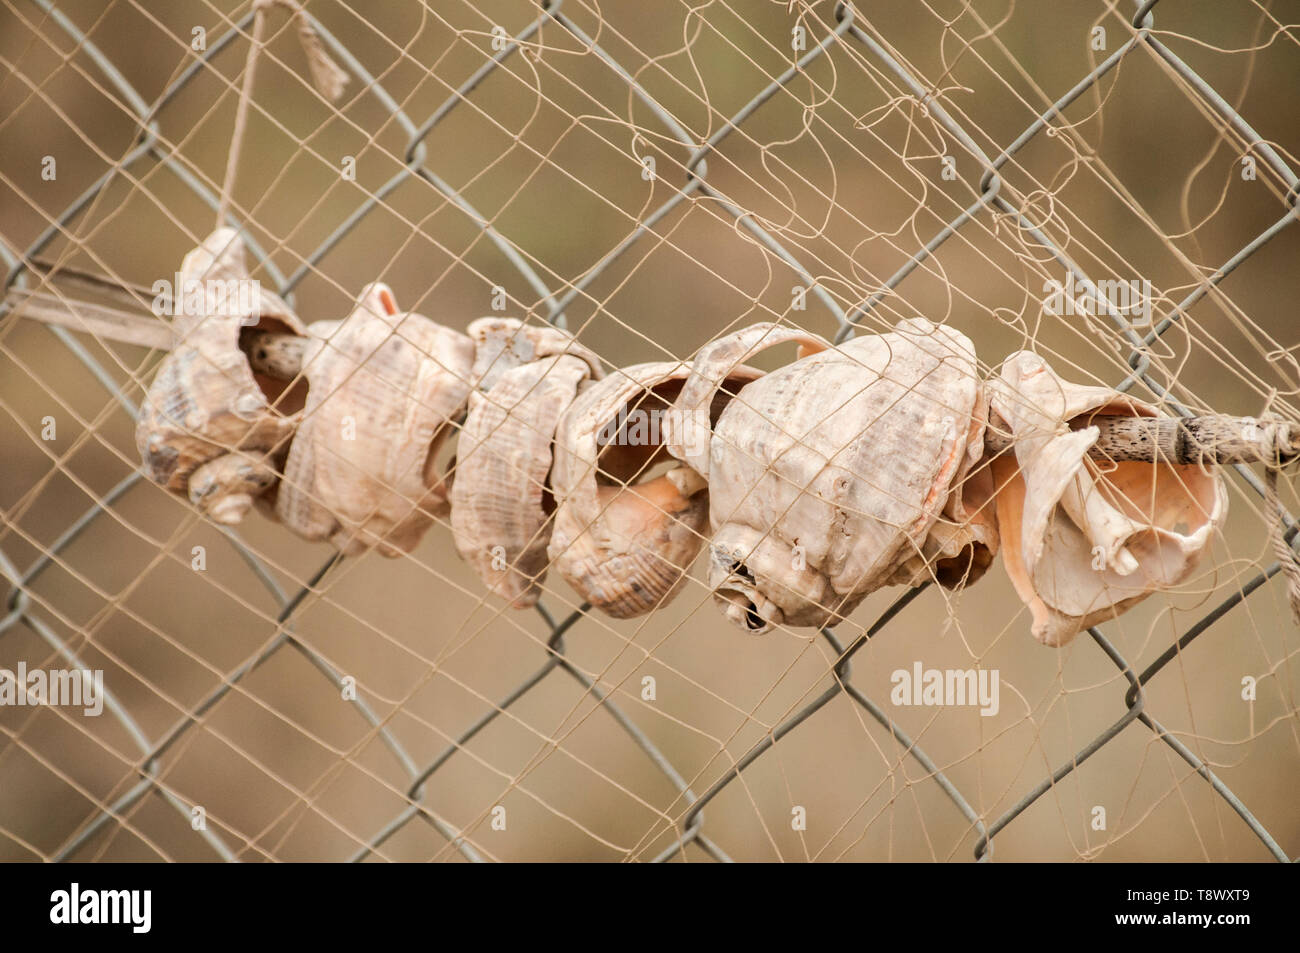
<box><xmin>0</xmin><ymin>0</ymin><xmax>1297</xmax><ymax>861</ymax></box>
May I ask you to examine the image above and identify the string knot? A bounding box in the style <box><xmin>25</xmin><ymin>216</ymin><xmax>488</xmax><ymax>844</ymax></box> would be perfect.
<box><xmin>1259</xmin><ymin>411</ymin><xmax>1300</xmax><ymax>627</ymax></box>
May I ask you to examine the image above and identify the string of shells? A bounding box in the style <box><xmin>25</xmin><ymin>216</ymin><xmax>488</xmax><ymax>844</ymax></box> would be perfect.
<box><xmin>139</xmin><ymin>229</ymin><xmax>1255</xmax><ymax>646</ymax></box>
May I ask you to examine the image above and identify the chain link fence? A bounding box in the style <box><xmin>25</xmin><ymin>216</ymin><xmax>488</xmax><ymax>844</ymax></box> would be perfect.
<box><xmin>1</xmin><ymin>0</ymin><xmax>1297</xmax><ymax>861</ymax></box>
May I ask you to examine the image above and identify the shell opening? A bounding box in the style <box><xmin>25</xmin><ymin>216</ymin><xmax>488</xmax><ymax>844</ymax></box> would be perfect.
<box><xmin>717</xmin><ymin>587</ymin><xmax>771</xmax><ymax>633</ymax></box>
<box><xmin>422</xmin><ymin>420</ymin><xmax>459</xmax><ymax>497</ymax></box>
<box><xmin>540</xmin><ymin>464</ymin><xmax>557</xmax><ymax>516</ymax></box>
<box><xmin>240</xmin><ymin>322</ymin><xmax>309</xmax><ymax>415</ymax></box>
<box><xmin>594</xmin><ymin>379</ymin><xmax>685</xmax><ymax>487</ymax></box>
<box><xmin>932</xmin><ymin>541</ymin><xmax>995</xmax><ymax>589</ymax></box>
<box><xmin>713</xmin><ymin>556</ymin><xmax>781</xmax><ymax>634</ymax></box>
<box><xmin>593</xmin><ymin>376</ymin><xmax>740</xmax><ymax>495</ymax></box>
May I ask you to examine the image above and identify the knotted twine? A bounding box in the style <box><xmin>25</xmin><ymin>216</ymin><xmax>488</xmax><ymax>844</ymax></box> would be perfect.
<box><xmin>1256</xmin><ymin>412</ymin><xmax>1300</xmax><ymax>626</ymax></box>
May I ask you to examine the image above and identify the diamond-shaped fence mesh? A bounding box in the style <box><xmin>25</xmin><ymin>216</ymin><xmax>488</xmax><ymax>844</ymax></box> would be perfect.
<box><xmin>0</xmin><ymin>0</ymin><xmax>1297</xmax><ymax>861</ymax></box>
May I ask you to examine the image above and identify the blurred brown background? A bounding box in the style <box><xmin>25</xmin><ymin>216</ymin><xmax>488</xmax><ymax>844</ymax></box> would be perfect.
<box><xmin>0</xmin><ymin>0</ymin><xmax>1297</xmax><ymax>861</ymax></box>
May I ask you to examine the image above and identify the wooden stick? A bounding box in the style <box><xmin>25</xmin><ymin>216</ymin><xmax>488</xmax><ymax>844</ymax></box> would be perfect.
<box><xmin>5</xmin><ymin>287</ymin><xmax>172</xmax><ymax>350</ymax></box>
<box><xmin>984</xmin><ymin>414</ymin><xmax>1300</xmax><ymax>467</ymax></box>
<box><xmin>7</xmin><ymin>287</ymin><xmax>1297</xmax><ymax>468</ymax></box>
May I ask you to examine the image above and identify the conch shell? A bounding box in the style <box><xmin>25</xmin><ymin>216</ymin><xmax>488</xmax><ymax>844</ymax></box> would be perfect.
<box><xmin>451</xmin><ymin>329</ymin><xmax>603</xmax><ymax>608</ymax></box>
<box><xmin>673</xmin><ymin>318</ymin><xmax>987</xmax><ymax>634</ymax></box>
<box><xmin>276</xmin><ymin>283</ymin><xmax>474</xmax><ymax>556</ymax></box>
<box><xmin>548</xmin><ymin>360</ymin><xmax>764</xmax><ymax>618</ymax></box>
<box><xmin>988</xmin><ymin>351</ymin><xmax>1227</xmax><ymax>645</ymax></box>
<box><xmin>136</xmin><ymin>227</ymin><xmax>306</xmax><ymax>525</ymax></box>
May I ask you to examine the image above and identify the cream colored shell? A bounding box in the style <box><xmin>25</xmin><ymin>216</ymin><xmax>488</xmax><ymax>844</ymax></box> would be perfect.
<box><xmin>683</xmin><ymin>318</ymin><xmax>985</xmax><ymax>634</ymax></box>
<box><xmin>135</xmin><ymin>227</ymin><xmax>306</xmax><ymax>525</ymax></box>
<box><xmin>883</xmin><ymin>379</ymin><xmax>1000</xmax><ymax>591</ymax></box>
<box><xmin>452</xmin><ymin>346</ymin><xmax>603</xmax><ymax>608</ymax></box>
<box><xmin>665</xmin><ymin>322</ymin><xmax>829</xmax><ymax>480</ymax></box>
<box><xmin>467</xmin><ymin>317</ymin><xmax>602</xmax><ymax>391</ymax></box>
<box><xmin>988</xmin><ymin>351</ymin><xmax>1227</xmax><ymax>645</ymax></box>
<box><xmin>276</xmin><ymin>283</ymin><xmax>475</xmax><ymax>556</ymax></box>
<box><xmin>548</xmin><ymin>361</ymin><xmax>762</xmax><ymax>619</ymax></box>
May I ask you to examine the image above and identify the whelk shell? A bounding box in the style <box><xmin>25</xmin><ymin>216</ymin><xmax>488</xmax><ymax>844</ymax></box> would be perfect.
<box><xmin>135</xmin><ymin>227</ymin><xmax>306</xmax><ymax>525</ymax></box>
<box><xmin>452</xmin><ymin>332</ymin><xmax>603</xmax><ymax>608</ymax></box>
<box><xmin>276</xmin><ymin>283</ymin><xmax>475</xmax><ymax>556</ymax></box>
<box><xmin>988</xmin><ymin>351</ymin><xmax>1227</xmax><ymax>645</ymax></box>
<box><xmin>547</xmin><ymin>360</ymin><xmax>763</xmax><ymax>618</ymax></box>
<box><xmin>679</xmin><ymin>318</ymin><xmax>985</xmax><ymax>634</ymax></box>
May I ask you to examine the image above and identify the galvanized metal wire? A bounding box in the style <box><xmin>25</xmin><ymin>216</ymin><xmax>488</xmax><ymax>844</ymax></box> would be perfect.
<box><xmin>0</xmin><ymin>0</ymin><xmax>1296</xmax><ymax>861</ymax></box>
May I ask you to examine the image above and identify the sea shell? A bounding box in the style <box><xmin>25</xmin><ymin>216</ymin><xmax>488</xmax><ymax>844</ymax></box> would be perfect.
<box><xmin>883</xmin><ymin>380</ymin><xmax>1000</xmax><ymax>590</ymax></box>
<box><xmin>547</xmin><ymin>360</ymin><xmax>764</xmax><ymax>618</ymax></box>
<box><xmin>467</xmin><ymin>317</ymin><xmax>602</xmax><ymax>392</ymax></box>
<box><xmin>988</xmin><ymin>351</ymin><xmax>1227</xmax><ymax>645</ymax></box>
<box><xmin>664</xmin><ymin>322</ymin><xmax>830</xmax><ymax>480</ymax></box>
<box><xmin>679</xmin><ymin>318</ymin><xmax>985</xmax><ymax>634</ymax></box>
<box><xmin>275</xmin><ymin>283</ymin><xmax>475</xmax><ymax>556</ymax></box>
<box><xmin>451</xmin><ymin>341</ymin><xmax>603</xmax><ymax>608</ymax></box>
<box><xmin>135</xmin><ymin>227</ymin><xmax>306</xmax><ymax>525</ymax></box>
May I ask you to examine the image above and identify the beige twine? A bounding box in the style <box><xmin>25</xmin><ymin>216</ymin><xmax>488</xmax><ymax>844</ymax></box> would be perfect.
<box><xmin>217</xmin><ymin>0</ymin><xmax>348</xmax><ymax>227</ymax></box>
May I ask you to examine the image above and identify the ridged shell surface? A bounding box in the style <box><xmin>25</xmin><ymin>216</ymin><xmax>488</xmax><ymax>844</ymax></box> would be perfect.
<box><xmin>276</xmin><ymin>284</ymin><xmax>474</xmax><ymax>556</ymax></box>
<box><xmin>452</xmin><ymin>351</ymin><xmax>601</xmax><ymax>607</ymax></box>
<box><xmin>698</xmin><ymin>318</ymin><xmax>983</xmax><ymax>633</ymax></box>
<box><xmin>467</xmin><ymin>317</ymin><xmax>602</xmax><ymax>391</ymax></box>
